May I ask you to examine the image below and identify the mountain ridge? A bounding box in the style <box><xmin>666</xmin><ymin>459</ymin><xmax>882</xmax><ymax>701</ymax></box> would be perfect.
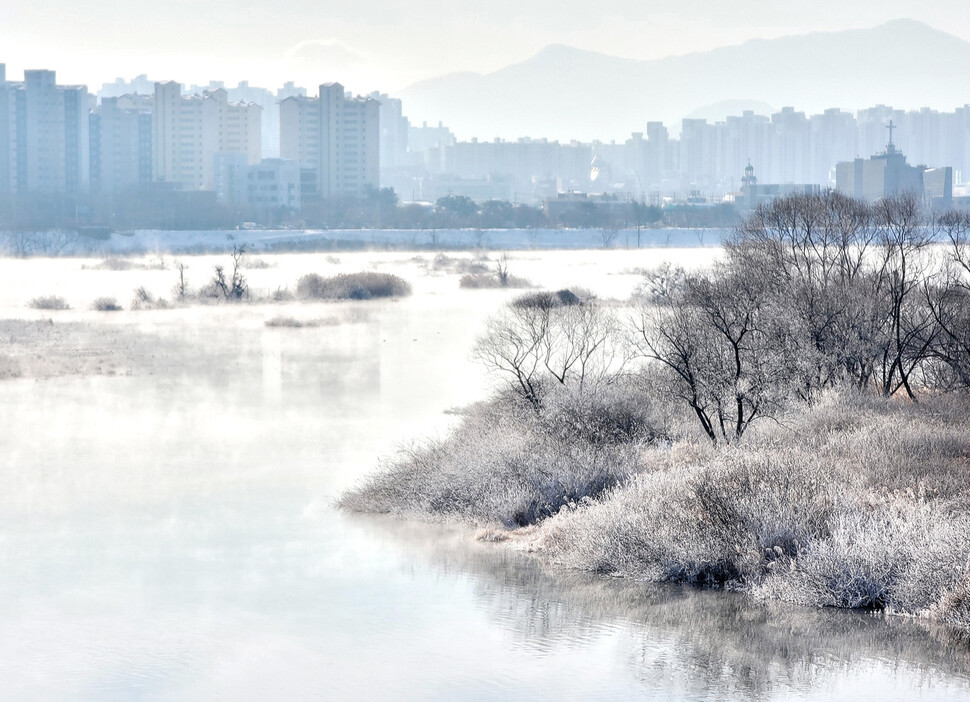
<box><xmin>399</xmin><ymin>19</ymin><xmax>970</xmax><ymax>141</ymax></box>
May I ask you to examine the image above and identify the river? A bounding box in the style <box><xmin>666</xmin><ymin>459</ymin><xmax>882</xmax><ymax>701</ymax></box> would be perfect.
<box><xmin>0</xmin><ymin>249</ymin><xmax>966</xmax><ymax>700</ymax></box>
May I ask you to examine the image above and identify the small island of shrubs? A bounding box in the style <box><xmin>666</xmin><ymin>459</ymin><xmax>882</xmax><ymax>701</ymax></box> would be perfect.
<box><xmin>341</xmin><ymin>192</ymin><xmax>970</xmax><ymax>632</ymax></box>
<box><xmin>296</xmin><ymin>271</ymin><xmax>411</xmax><ymax>300</ymax></box>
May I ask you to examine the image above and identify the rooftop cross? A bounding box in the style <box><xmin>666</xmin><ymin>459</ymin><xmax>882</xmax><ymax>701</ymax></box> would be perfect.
<box><xmin>887</xmin><ymin>119</ymin><xmax>896</xmax><ymax>152</ymax></box>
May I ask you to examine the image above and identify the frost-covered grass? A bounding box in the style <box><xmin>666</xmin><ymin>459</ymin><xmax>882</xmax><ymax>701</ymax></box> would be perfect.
<box><xmin>339</xmin><ymin>381</ymin><xmax>662</xmax><ymax>527</ymax></box>
<box><xmin>92</xmin><ymin>297</ymin><xmax>123</xmax><ymax>312</ymax></box>
<box><xmin>82</xmin><ymin>257</ymin><xmax>166</xmax><ymax>271</ymax></box>
<box><xmin>341</xmin><ymin>386</ymin><xmax>970</xmax><ymax>628</ymax></box>
<box><xmin>28</xmin><ymin>295</ymin><xmax>69</xmax><ymax>310</ymax></box>
<box><xmin>264</xmin><ymin>315</ymin><xmax>340</xmax><ymax>328</ymax></box>
<box><xmin>532</xmin><ymin>390</ymin><xmax>970</xmax><ymax>622</ymax></box>
<box><xmin>296</xmin><ymin>271</ymin><xmax>412</xmax><ymax>300</ymax></box>
<box><xmin>459</xmin><ymin>273</ymin><xmax>531</xmax><ymax>289</ymax></box>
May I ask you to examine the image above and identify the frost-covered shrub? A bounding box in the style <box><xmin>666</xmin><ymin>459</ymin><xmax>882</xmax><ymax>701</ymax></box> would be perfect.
<box><xmin>92</xmin><ymin>297</ymin><xmax>122</xmax><ymax>312</ymax></box>
<box><xmin>264</xmin><ymin>315</ymin><xmax>340</xmax><ymax>328</ymax></box>
<box><xmin>511</xmin><ymin>289</ymin><xmax>583</xmax><ymax>310</ymax></box>
<box><xmin>531</xmin><ymin>393</ymin><xmax>970</xmax><ymax>621</ymax></box>
<box><xmin>296</xmin><ymin>272</ymin><xmax>411</xmax><ymax>300</ymax></box>
<box><xmin>271</xmin><ymin>286</ymin><xmax>294</xmax><ymax>302</ymax></box>
<box><xmin>339</xmin><ymin>388</ymin><xmax>653</xmax><ymax>527</ymax></box>
<box><xmin>539</xmin><ymin>382</ymin><xmax>661</xmax><ymax>446</ymax></box>
<box><xmin>761</xmin><ymin>504</ymin><xmax>970</xmax><ymax>612</ymax></box>
<box><xmin>28</xmin><ymin>295</ymin><xmax>69</xmax><ymax>310</ymax></box>
<box><xmin>130</xmin><ymin>287</ymin><xmax>169</xmax><ymax>310</ymax></box>
<box><xmin>930</xmin><ymin>576</ymin><xmax>970</xmax><ymax>629</ymax></box>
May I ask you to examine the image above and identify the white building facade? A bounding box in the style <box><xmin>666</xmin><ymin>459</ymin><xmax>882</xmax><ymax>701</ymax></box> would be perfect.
<box><xmin>0</xmin><ymin>66</ymin><xmax>89</xmax><ymax>195</ymax></box>
<box><xmin>90</xmin><ymin>94</ymin><xmax>153</xmax><ymax>195</ymax></box>
<box><xmin>280</xmin><ymin>83</ymin><xmax>379</xmax><ymax>199</ymax></box>
<box><xmin>152</xmin><ymin>82</ymin><xmax>260</xmax><ymax>191</ymax></box>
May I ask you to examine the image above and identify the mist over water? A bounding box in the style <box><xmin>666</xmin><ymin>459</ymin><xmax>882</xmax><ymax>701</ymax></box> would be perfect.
<box><xmin>0</xmin><ymin>250</ymin><xmax>966</xmax><ymax>700</ymax></box>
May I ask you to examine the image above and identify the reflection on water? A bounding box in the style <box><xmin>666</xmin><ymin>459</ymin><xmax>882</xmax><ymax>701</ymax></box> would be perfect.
<box><xmin>354</xmin><ymin>516</ymin><xmax>970</xmax><ymax>701</ymax></box>
<box><xmin>0</xmin><ymin>251</ymin><xmax>966</xmax><ymax>700</ymax></box>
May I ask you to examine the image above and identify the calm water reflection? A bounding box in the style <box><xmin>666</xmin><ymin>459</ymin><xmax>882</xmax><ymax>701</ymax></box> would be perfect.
<box><xmin>0</xmin><ymin>251</ymin><xmax>965</xmax><ymax>700</ymax></box>
<box><xmin>353</xmin><ymin>515</ymin><xmax>970</xmax><ymax>701</ymax></box>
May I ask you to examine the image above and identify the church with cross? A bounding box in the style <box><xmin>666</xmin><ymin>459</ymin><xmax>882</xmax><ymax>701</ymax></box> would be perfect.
<box><xmin>835</xmin><ymin>119</ymin><xmax>952</xmax><ymax>207</ymax></box>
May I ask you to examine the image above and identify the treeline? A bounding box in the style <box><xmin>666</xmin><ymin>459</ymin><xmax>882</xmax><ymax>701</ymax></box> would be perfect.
<box><xmin>643</xmin><ymin>191</ymin><xmax>970</xmax><ymax>441</ymax></box>
<box><xmin>477</xmin><ymin>192</ymin><xmax>970</xmax><ymax>444</ymax></box>
<box><xmin>0</xmin><ymin>187</ymin><xmax>741</xmax><ymax>231</ymax></box>
<box><xmin>342</xmin><ymin>192</ymin><xmax>970</xmax><ymax>624</ymax></box>
<box><xmin>300</xmin><ymin>192</ymin><xmax>734</xmax><ymax>230</ymax></box>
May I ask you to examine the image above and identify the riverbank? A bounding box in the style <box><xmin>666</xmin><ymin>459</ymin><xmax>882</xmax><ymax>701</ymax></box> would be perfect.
<box><xmin>0</xmin><ymin>227</ymin><xmax>727</xmax><ymax>256</ymax></box>
<box><xmin>341</xmin><ymin>194</ymin><xmax>970</xmax><ymax>633</ymax></box>
<box><xmin>340</xmin><ymin>384</ymin><xmax>970</xmax><ymax>630</ymax></box>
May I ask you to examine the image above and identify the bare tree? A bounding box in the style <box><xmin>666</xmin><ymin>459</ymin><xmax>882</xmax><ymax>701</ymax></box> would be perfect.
<box><xmin>474</xmin><ymin>299</ymin><xmax>549</xmax><ymax>412</ymax></box>
<box><xmin>495</xmin><ymin>253</ymin><xmax>510</xmax><ymax>287</ymax></box>
<box><xmin>600</xmin><ymin>227</ymin><xmax>619</xmax><ymax>249</ymax></box>
<box><xmin>925</xmin><ymin>210</ymin><xmax>970</xmax><ymax>389</ymax></box>
<box><xmin>870</xmin><ymin>195</ymin><xmax>937</xmax><ymax>400</ymax></box>
<box><xmin>632</xmin><ymin>267</ymin><xmax>788</xmax><ymax>444</ymax></box>
<box><xmin>474</xmin><ymin>293</ymin><xmax>624</xmax><ymax>413</ymax></box>
<box><xmin>634</xmin><ymin>263</ymin><xmax>687</xmax><ymax>304</ymax></box>
<box><xmin>35</xmin><ymin>229</ymin><xmax>80</xmax><ymax>255</ymax></box>
<box><xmin>724</xmin><ymin>192</ymin><xmax>945</xmax><ymax>400</ymax></box>
<box><xmin>542</xmin><ymin>301</ymin><xmax>624</xmax><ymax>389</ymax></box>
<box><xmin>727</xmin><ymin>192</ymin><xmax>884</xmax><ymax>396</ymax></box>
<box><xmin>209</xmin><ymin>245</ymin><xmax>249</xmax><ymax>300</ymax></box>
<box><xmin>4</xmin><ymin>231</ymin><xmax>36</xmax><ymax>257</ymax></box>
<box><xmin>174</xmin><ymin>260</ymin><xmax>188</xmax><ymax>299</ymax></box>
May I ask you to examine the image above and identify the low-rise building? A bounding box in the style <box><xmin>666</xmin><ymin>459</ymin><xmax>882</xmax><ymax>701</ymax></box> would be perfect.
<box><xmin>835</xmin><ymin>122</ymin><xmax>952</xmax><ymax>205</ymax></box>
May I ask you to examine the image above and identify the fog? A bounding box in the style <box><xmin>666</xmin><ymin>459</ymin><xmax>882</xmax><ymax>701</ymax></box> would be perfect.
<box><xmin>3</xmin><ymin>2</ymin><xmax>969</xmax><ymax>92</ymax></box>
<box><xmin>0</xmin><ymin>250</ymin><xmax>966</xmax><ymax>699</ymax></box>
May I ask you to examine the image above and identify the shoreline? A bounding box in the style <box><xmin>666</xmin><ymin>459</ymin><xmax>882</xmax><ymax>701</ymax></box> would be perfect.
<box><xmin>339</xmin><ymin>388</ymin><xmax>970</xmax><ymax>634</ymax></box>
<box><xmin>0</xmin><ymin>227</ymin><xmax>728</xmax><ymax>257</ymax></box>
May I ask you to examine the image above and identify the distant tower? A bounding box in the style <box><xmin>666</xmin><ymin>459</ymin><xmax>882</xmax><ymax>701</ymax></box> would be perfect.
<box><xmin>741</xmin><ymin>160</ymin><xmax>758</xmax><ymax>209</ymax></box>
<box><xmin>885</xmin><ymin>119</ymin><xmax>898</xmax><ymax>155</ymax></box>
<box><xmin>741</xmin><ymin>160</ymin><xmax>757</xmax><ymax>189</ymax></box>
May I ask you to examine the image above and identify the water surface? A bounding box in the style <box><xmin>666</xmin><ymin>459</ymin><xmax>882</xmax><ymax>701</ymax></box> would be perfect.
<box><xmin>0</xmin><ymin>250</ymin><xmax>966</xmax><ymax>700</ymax></box>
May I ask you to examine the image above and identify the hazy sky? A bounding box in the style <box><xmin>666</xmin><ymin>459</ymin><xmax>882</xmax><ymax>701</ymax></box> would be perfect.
<box><xmin>2</xmin><ymin>1</ymin><xmax>968</xmax><ymax>95</ymax></box>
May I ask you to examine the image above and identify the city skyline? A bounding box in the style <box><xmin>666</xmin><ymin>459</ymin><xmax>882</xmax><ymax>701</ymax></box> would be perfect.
<box><xmin>3</xmin><ymin>18</ymin><xmax>969</xmax><ymax>145</ymax></box>
<box><xmin>3</xmin><ymin>3</ymin><xmax>970</xmax><ymax>97</ymax></box>
<box><xmin>3</xmin><ymin>59</ymin><xmax>965</xmax><ymax>227</ymax></box>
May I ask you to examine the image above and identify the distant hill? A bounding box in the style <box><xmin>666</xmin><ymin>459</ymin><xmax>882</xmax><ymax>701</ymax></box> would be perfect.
<box><xmin>399</xmin><ymin>19</ymin><xmax>970</xmax><ymax>141</ymax></box>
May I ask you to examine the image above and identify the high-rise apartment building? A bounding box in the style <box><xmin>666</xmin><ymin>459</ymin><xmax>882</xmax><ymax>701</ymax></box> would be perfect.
<box><xmin>0</xmin><ymin>65</ymin><xmax>89</xmax><ymax>195</ymax></box>
<box><xmin>769</xmin><ymin>107</ymin><xmax>811</xmax><ymax>185</ymax></box>
<box><xmin>0</xmin><ymin>64</ymin><xmax>10</xmax><ymax>196</ymax></box>
<box><xmin>809</xmin><ymin>108</ymin><xmax>857</xmax><ymax>185</ymax></box>
<box><xmin>90</xmin><ymin>94</ymin><xmax>153</xmax><ymax>195</ymax></box>
<box><xmin>152</xmin><ymin>82</ymin><xmax>260</xmax><ymax>191</ymax></box>
<box><xmin>280</xmin><ymin>83</ymin><xmax>379</xmax><ymax>199</ymax></box>
<box><xmin>679</xmin><ymin>118</ymin><xmax>717</xmax><ymax>187</ymax></box>
<box><xmin>368</xmin><ymin>91</ymin><xmax>409</xmax><ymax>171</ymax></box>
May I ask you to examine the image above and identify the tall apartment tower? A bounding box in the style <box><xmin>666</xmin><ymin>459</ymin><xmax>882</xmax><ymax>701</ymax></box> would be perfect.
<box><xmin>367</xmin><ymin>91</ymin><xmax>409</xmax><ymax>170</ymax></box>
<box><xmin>0</xmin><ymin>66</ymin><xmax>89</xmax><ymax>195</ymax></box>
<box><xmin>90</xmin><ymin>94</ymin><xmax>153</xmax><ymax>195</ymax></box>
<box><xmin>0</xmin><ymin>64</ymin><xmax>10</xmax><ymax>196</ymax></box>
<box><xmin>152</xmin><ymin>82</ymin><xmax>260</xmax><ymax>190</ymax></box>
<box><xmin>280</xmin><ymin>83</ymin><xmax>379</xmax><ymax>199</ymax></box>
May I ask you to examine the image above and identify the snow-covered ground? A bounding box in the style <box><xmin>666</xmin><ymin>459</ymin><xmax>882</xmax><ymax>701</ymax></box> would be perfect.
<box><xmin>1</xmin><ymin>227</ymin><xmax>727</xmax><ymax>256</ymax></box>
